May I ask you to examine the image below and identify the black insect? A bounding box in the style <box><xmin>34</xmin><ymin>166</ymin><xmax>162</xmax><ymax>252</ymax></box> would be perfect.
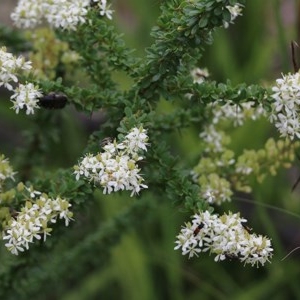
<box><xmin>291</xmin><ymin>41</ymin><xmax>300</xmax><ymax>73</ymax></box>
<box><xmin>90</xmin><ymin>0</ymin><xmax>98</xmax><ymax>7</ymax></box>
<box><xmin>292</xmin><ymin>152</ymin><xmax>300</xmax><ymax>192</ymax></box>
<box><xmin>100</xmin><ymin>137</ymin><xmax>113</xmax><ymax>148</ymax></box>
<box><xmin>224</xmin><ymin>253</ymin><xmax>239</xmax><ymax>261</ymax></box>
<box><xmin>193</xmin><ymin>222</ymin><xmax>204</xmax><ymax>236</ymax></box>
<box><xmin>241</xmin><ymin>223</ymin><xmax>252</xmax><ymax>233</ymax></box>
<box><xmin>38</xmin><ymin>92</ymin><xmax>68</xmax><ymax>109</ymax></box>
<box><xmin>9</xmin><ymin>207</ymin><xmax>18</xmax><ymax>219</ymax></box>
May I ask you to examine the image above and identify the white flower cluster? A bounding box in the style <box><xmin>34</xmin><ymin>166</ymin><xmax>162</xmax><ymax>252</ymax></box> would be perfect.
<box><xmin>0</xmin><ymin>47</ymin><xmax>42</xmax><ymax>115</ymax></box>
<box><xmin>74</xmin><ymin>127</ymin><xmax>149</xmax><ymax>196</ymax></box>
<box><xmin>0</xmin><ymin>154</ymin><xmax>16</xmax><ymax>190</ymax></box>
<box><xmin>11</xmin><ymin>83</ymin><xmax>42</xmax><ymax>115</ymax></box>
<box><xmin>193</xmin><ymin>98</ymin><xmax>266</xmax><ymax>205</ymax></box>
<box><xmin>190</xmin><ymin>69</ymin><xmax>265</xmax><ymax>205</ymax></box>
<box><xmin>224</xmin><ymin>4</ymin><xmax>243</xmax><ymax>28</ymax></box>
<box><xmin>211</xmin><ymin>100</ymin><xmax>265</xmax><ymax>127</ymax></box>
<box><xmin>200</xmin><ymin>174</ymin><xmax>233</xmax><ymax>205</ymax></box>
<box><xmin>200</xmin><ymin>100</ymin><xmax>265</xmax><ymax>153</ymax></box>
<box><xmin>2</xmin><ymin>188</ymin><xmax>73</xmax><ymax>255</ymax></box>
<box><xmin>11</xmin><ymin>0</ymin><xmax>113</xmax><ymax>31</ymax></box>
<box><xmin>199</xmin><ymin>125</ymin><xmax>227</xmax><ymax>153</ymax></box>
<box><xmin>269</xmin><ymin>72</ymin><xmax>300</xmax><ymax>140</ymax></box>
<box><xmin>175</xmin><ymin>210</ymin><xmax>273</xmax><ymax>267</ymax></box>
<box><xmin>0</xmin><ymin>47</ymin><xmax>32</xmax><ymax>91</ymax></box>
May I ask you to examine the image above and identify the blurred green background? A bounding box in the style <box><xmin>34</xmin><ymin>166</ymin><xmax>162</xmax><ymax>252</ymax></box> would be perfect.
<box><xmin>2</xmin><ymin>0</ymin><xmax>300</xmax><ymax>299</ymax></box>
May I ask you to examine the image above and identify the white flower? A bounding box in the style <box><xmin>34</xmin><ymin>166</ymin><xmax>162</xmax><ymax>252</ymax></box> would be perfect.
<box><xmin>200</xmin><ymin>125</ymin><xmax>225</xmax><ymax>152</ymax></box>
<box><xmin>226</xmin><ymin>4</ymin><xmax>243</xmax><ymax>20</ymax></box>
<box><xmin>25</xmin><ymin>186</ymin><xmax>42</xmax><ymax>198</ymax></box>
<box><xmin>92</xmin><ymin>0</ymin><xmax>114</xmax><ymax>20</ymax></box>
<box><xmin>199</xmin><ymin>174</ymin><xmax>233</xmax><ymax>205</ymax></box>
<box><xmin>202</xmin><ymin>188</ymin><xmax>216</xmax><ymax>203</ymax></box>
<box><xmin>125</xmin><ymin>127</ymin><xmax>149</xmax><ymax>153</ymax></box>
<box><xmin>99</xmin><ymin>0</ymin><xmax>114</xmax><ymax>20</ymax></box>
<box><xmin>224</xmin><ymin>4</ymin><xmax>243</xmax><ymax>28</ymax></box>
<box><xmin>0</xmin><ymin>154</ymin><xmax>16</xmax><ymax>187</ymax></box>
<box><xmin>10</xmin><ymin>83</ymin><xmax>42</xmax><ymax>115</ymax></box>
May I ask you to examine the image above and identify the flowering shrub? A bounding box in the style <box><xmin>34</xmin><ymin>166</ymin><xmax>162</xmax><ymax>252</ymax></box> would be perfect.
<box><xmin>0</xmin><ymin>0</ymin><xmax>299</xmax><ymax>298</ymax></box>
